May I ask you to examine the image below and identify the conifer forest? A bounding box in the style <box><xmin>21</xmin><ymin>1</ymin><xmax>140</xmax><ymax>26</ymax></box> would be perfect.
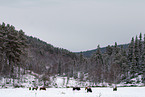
<box><xmin>0</xmin><ymin>22</ymin><xmax>145</xmax><ymax>87</ymax></box>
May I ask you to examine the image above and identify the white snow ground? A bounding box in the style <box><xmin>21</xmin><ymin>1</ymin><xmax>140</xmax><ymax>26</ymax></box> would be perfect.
<box><xmin>0</xmin><ymin>87</ymin><xmax>145</xmax><ymax>97</ymax></box>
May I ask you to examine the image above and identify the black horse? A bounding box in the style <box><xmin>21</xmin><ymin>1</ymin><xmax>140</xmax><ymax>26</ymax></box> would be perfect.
<box><xmin>32</xmin><ymin>87</ymin><xmax>38</xmax><ymax>90</ymax></box>
<box><xmin>73</xmin><ymin>87</ymin><xmax>81</xmax><ymax>91</ymax></box>
<box><xmin>113</xmin><ymin>86</ymin><xmax>117</xmax><ymax>91</ymax></box>
<box><xmin>85</xmin><ymin>87</ymin><xmax>92</xmax><ymax>93</ymax></box>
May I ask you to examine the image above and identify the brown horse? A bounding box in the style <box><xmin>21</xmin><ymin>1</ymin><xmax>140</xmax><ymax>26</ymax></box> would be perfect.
<box><xmin>40</xmin><ymin>87</ymin><xmax>46</xmax><ymax>90</ymax></box>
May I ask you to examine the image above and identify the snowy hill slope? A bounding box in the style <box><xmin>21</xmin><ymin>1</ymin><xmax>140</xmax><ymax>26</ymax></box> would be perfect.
<box><xmin>0</xmin><ymin>70</ymin><xmax>90</xmax><ymax>88</ymax></box>
<box><xmin>0</xmin><ymin>69</ymin><xmax>144</xmax><ymax>89</ymax></box>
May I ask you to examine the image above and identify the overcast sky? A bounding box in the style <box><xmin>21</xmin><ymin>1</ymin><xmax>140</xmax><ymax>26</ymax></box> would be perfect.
<box><xmin>0</xmin><ymin>0</ymin><xmax>145</xmax><ymax>52</ymax></box>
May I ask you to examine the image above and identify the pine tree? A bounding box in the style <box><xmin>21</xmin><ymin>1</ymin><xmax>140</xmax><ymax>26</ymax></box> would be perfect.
<box><xmin>78</xmin><ymin>52</ymin><xmax>85</xmax><ymax>72</ymax></box>
<box><xmin>96</xmin><ymin>45</ymin><xmax>104</xmax><ymax>83</ymax></box>
<box><xmin>111</xmin><ymin>42</ymin><xmax>121</xmax><ymax>84</ymax></box>
<box><xmin>139</xmin><ymin>33</ymin><xmax>143</xmax><ymax>60</ymax></box>
<box><xmin>120</xmin><ymin>46</ymin><xmax>129</xmax><ymax>81</ymax></box>
<box><xmin>138</xmin><ymin>33</ymin><xmax>143</xmax><ymax>73</ymax></box>
<box><xmin>142</xmin><ymin>34</ymin><xmax>145</xmax><ymax>83</ymax></box>
<box><xmin>17</xmin><ymin>30</ymin><xmax>28</xmax><ymax>82</ymax></box>
<box><xmin>106</xmin><ymin>45</ymin><xmax>113</xmax><ymax>56</ymax></box>
<box><xmin>95</xmin><ymin>45</ymin><xmax>103</xmax><ymax>65</ymax></box>
<box><xmin>5</xmin><ymin>26</ymin><xmax>18</xmax><ymax>78</ymax></box>
<box><xmin>113</xmin><ymin>42</ymin><xmax>120</xmax><ymax>54</ymax></box>
<box><xmin>128</xmin><ymin>37</ymin><xmax>134</xmax><ymax>63</ymax></box>
<box><xmin>0</xmin><ymin>23</ymin><xmax>28</xmax><ymax>84</ymax></box>
<box><xmin>130</xmin><ymin>53</ymin><xmax>137</xmax><ymax>78</ymax></box>
<box><xmin>104</xmin><ymin>45</ymin><xmax>114</xmax><ymax>83</ymax></box>
<box><xmin>134</xmin><ymin>36</ymin><xmax>140</xmax><ymax>73</ymax></box>
<box><xmin>0</xmin><ymin>23</ymin><xmax>7</xmax><ymax>75</ymax></box>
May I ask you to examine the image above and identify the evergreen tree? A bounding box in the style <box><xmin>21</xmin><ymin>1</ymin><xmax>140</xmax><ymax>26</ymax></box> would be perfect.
<box><xmin>134</xmin><ymin>36</ymin><xmax>140</xmax><ymax>73</ymax></box>
<box><xmin>130</xmin><ymin>53</ymin><xmax>137</xmax><ymax>78</ymax></box>
<box><xmin>120</xmin><ymin>46</ymin><xmax>129</xmax><ymax>81</ymax></box>
<box><xmin>0</xmin><ymin>23</ymin><xmax>7</xmax><ymax>75</ymax></box>
<box><xmin>111</xmin><ymin>42</ymin><xmax>121</xmax><ymax>84</ymax></box>
<box><xmin>0</xmin><ymin>23</ymin><xmax>28</xmax><ymax>81</ymax></box>
<box><xmin>106</xmin><ymin>45</ymin><xmax>113</xmax><ymax>56</ymax></box>
<box><xmin>6</xmin><ymin>25</ymin><xmax>19</xmax><ymax>78</ymax></box>
<box><xmin>113</xmin><ymin>42</ymin><xmax>120</xmax><ymax>54</ymax></box>
<box><xmin>142</xmin><ymin>34</ymin><xmax>145</xmax><ymax>83</ymax></box>
<box><xmin>96</xmin><ymin>45</ymin><xmax>104</xmax><ymax>83</ymax></box>
<box><xmin>138</xmin><ymin>33</ymin><xmax>143</xmax><ymax>73</ymax></box>
<box><xmin>139</xmin><ymin>33</ymin><xmax>143</xmax><ymax>60</ymax></box>
<box><xmin>78</xmin><ymin>52</ymin><xmax>85</xmax><ymax>72</ymax></box>
<box><xmin>95</xmin><ymin>45</ymin><xmax>103</xmax><ymax>65</ymax></box>
<box><xmin>128</xmin><ymin>37</ymin><xmax>134</xmax><ymax>63</ymax></box>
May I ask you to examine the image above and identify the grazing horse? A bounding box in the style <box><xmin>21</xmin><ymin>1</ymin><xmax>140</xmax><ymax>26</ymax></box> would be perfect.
<box><xmin>73</xmin><ymin>87</ymin><xmax>81</xmax><ymax>91</ymax></box>
<box><xmin>113</xmin><ymin>86</ymin><xmax>117</xmax><ymax>91</ymax></box>
<box><xmin>32</xmin><ymin>87</ymin><xmax>38</xmax><ymax>90</ymax></box>
<box><xmin>29</xmin><ymin>87</ymin><xmax>31</xmax><ymax>90</ymax></box>
<box><xmin>85</xmin><ymin>87</ymin><xmax>92</xmax><ymax>93</ymax></box>
<box><xmin>40</xmin><ymin>87</ymin><xmax>46</xmax><ymax>90</ymax></box>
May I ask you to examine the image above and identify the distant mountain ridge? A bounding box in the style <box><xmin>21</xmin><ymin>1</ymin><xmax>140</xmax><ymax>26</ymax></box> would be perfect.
<box><xmin>78</xmin><ymin>44</ymin><xmax>129</xmax><ymax>57</ymax></box>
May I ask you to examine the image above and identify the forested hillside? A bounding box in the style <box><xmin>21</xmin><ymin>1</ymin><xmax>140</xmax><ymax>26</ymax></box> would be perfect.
<box><xmin>0</xmin><ymin>22</ymin><xmax>145</xmax><ymax>87</ymax></box>
<box><xmin>0</xmin><ymin>22</ymin><xmax>78</xmax><ymax>85</ymax></box>
<box><xmin>80</xmin><ymin>35</ymin><xmax>145</xmax><ymax>85</ymax></box>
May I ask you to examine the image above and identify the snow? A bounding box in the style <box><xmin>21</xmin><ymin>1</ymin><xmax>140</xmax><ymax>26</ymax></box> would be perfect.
<box><xmin>118</xmin><ymin>75</ymin><xmax>144</xmax><ymax>87</ymax></box>
<box><xmin>0</xmin><ymin>87</ymin><xmax>145</xmax><ymax>97</ymax></box>
<box><xmin>54</xmin><ymin>76</ymin><xmax>89</xmax><ymax>88</ymax></box>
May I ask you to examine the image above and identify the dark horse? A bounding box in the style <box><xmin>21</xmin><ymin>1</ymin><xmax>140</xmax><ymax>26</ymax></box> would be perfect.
<box><xmin>85</xmin><ymin>87</ymin><xmax>92</xmax><ymax>93</ymax></box>
<box><xmin>29</xmin><ymin>87</ymin><xmax>31</xmax><ymax>90</ymax></box>
<box><xmin>32</xmin><ymin>87</ymin><xmax>38</xmax><ymax>90</ymax></box>
<box><xmin>113</xmin><ymin>86</ymin><xmax>117</xmax><ymax>91</ymax></box>
<box><xmin>73</xmin><ymin>87</ymin><xmax>81</xmax><ymax>91</ymax></box>
<box><xmin>40</xmin><ymin>87</ymin><xmax>46</xmax><ymax>90</ymax></box>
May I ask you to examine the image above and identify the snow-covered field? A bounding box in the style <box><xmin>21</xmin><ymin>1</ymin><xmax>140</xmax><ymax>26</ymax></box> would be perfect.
<box><xmin>0</xmin><ymin>87</ymin><xmax>145</xmax><ymax>97</ymax></box>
